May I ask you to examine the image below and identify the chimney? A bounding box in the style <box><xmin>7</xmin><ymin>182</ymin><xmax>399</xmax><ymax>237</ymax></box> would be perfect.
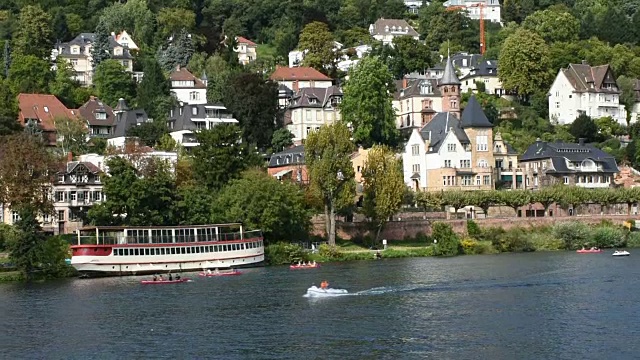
<box><xmin>402</xmin><ymin>78</ymin><xmax>407</xmax><ymax>89</ymax></box>
<box><xmin>90</xmin><ymin>95</ymin><xmax>95</xmax><ymax>101</ymax></box>
<box><xmin>293</xmin><ymin>80</ymin><xmax>299</xmax><ymax>91</ymax></box>
<box><xmin>581</xmin><ymin>60</ymin><xmax>587</xmax><ymax>65</ymax></box>
<box><xmin>578</xmin><ymin>138</ymin><xmax>585</xmax><ymax>146</ymax></box>
<box><xmin>67</xmin><ymin>152</ymin><xmax>73</xmax><ymax>162</ymax></box>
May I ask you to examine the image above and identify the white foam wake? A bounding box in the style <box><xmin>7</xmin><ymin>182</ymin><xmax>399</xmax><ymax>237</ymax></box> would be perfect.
<box><xmin>303</xmin><ymin>286</ymin><xmax>349</xmax><ymax>298</ymax></box>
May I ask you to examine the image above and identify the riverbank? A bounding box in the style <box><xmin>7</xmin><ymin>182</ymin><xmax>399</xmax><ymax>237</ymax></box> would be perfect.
<box><xmin>266</xmin><ymin>219</ymin><xmax>640</xmax><ymax>265</ymax></box>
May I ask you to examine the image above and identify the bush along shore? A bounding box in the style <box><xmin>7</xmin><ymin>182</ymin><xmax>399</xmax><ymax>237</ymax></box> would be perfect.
<box><xmin>265</xmin><ymin>219</ymin><xmax>640</xmax><ymax>265</ymax></box>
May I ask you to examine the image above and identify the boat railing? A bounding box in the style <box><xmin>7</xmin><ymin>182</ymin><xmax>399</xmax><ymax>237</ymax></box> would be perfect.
<box><xmin>77</xmin><ymin>230</ymin><xmax>263</xmax><ymax>245</ymax></box>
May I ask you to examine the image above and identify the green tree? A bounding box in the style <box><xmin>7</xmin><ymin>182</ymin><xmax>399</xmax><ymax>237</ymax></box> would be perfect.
<box><xmin>341</xmin><ymin>56</ymin><xmax>398</xmax><ymax>147</ymax></box>
<box><xmin>362</xmin><ymin>145</ymin><xmax>405</xmax><ymax>241</ymax></box>
<box><xmin>500</xmin><ymin>190</ymin><xmax>531</xmax><ymax>216</ymax></box>
<box><xmin>191</xmin><ymin>124</ymin><xmax>262</xmax><ymax>191</ymax></box>
<box><xmin>136</xmin><ymin>58</ymin><xmax>170</xmax><ymax>120</ymax></box>
<box><xmin>50</xmin><ymin>59</ymin><xmax>86</xmax><ymax>109</ymax></box>
<box><xmin>387</xmin><ymin>36</ymin><xmax>433</xmax><ymax>78</ymax></box>
<box><xmin>0</xmin><ymin>78</ymin><xmax>22</xmax><ymax>136</ymax></box>
<box><xmin>98</xmin><ymin>0</ymin><xmax>155</xmax><ymax>47</ymax></box>
<box><xmin>156</xmin><ymin>133</ymin><xmax>178</xmax><ymax>152</ymax></box>
<box><xmin>298</xmin><ymin>21</ymin><xmax>335</xmax><ymax>75</ymax></box>
<box><xmin>530</xmin><ymin>186</ymin><xmax>560</xmax><ymax>216</ymax></box>
<box><xmin>12</xmin><ymin>5</ymin><xmax>53</xmax><ymax>59</ymax></box>
<box><xmin>271</xmin><ymin>128</ymin><xmax>294</xmax><ymax>152</ymax></box>
<box><xmin>618</xmin><ymin>75</ymin><xmax>637</xmax><ymax>126</ymax></box>
<box><xmin>469</xmin><ymin>190</ymin><xmax>500</xmax><ymax>217</ymax></box>
<box><xmin>8</xmin><ymin>54</ymin><xmax>52</xmax><ymax>94</ymax></box>
<box><xmin>7</xmin><ymin>206</ymin><xmax>46</xmax><ymax>280</ymax></box>
<box><xmin>442</xmin><ymin>190</ymin><xmax>469</xmax><ymax>217</ymax></box>
<box><xmin>569</xmin><ymin>114</ymin><xmax>599</xmax><ymax>143</ymax></box>
<box><xmin>431</xmin><ymin>222</ymin><xmax>460</xmax><ymax>256</ymax></box>
<box><xmin>157</xmin><ymin>7</ymin><xmax>196</xmax><ymax>40</ymax></box>
<box><xmin>522</xmin><ymin>8</ymin><xmax>580</xmax><ymax>43</ymax></box>
<box><xmin>93</xmin><ymin>60</ymin><xmax>136</xmax><ymax>107</ymax></box>
<box><xmin>54</xmin><ymin>116</ymin><xmax>88</xmax><ymax>156</ymax></box>
<box><xmin>91</xmin><ymin>20</ymin><xmax>112</xmax><ymax>68</ymax></box>
<box><xmin>222</xmin><ymin>72</ymin><xmax>280</xmax><ymax>150</ymax></box>
<box><xmin>305</xmin><ymin>122</ymin><xmax>356</xmax><ymax>246</ymax></box>
<box><xmin>498</xmin><ymin>28</ymin><xmax>551</xmax><ymax>98</ymax></box>
<box><xmin>158</xmin><ymin>29</ymin><xmax>195</xmax><ymax>72</ymax></box>
<box><xmin>212</xmin><ymin>170</ymin><xmax>312</xmax><ymax>241</ymax></box>
<box><xmin>125</xmin><ymin>120</ymin><xmax>169</xmax><ymax>148</ymax></box>
<box><xmin>502</xmin><ymin>0</ymin><xmax>535</xmax><ymax>23</ymax></box>
<box><xmin>175</xmin><ymin>184</ymin><xmax>214</xmax><ymax>225</ymax></box>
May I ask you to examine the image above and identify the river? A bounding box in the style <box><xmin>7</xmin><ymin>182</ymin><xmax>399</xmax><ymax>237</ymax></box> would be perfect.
<box><xmin>1</xmin><ymin>251</ymin><xmax>640</xmax><ymax>359</ymax></box>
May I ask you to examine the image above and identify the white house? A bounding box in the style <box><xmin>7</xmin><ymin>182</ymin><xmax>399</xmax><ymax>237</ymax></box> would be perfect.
<box><xmin>285</xmin><ymin>86</ymin><xmax>343</xmax><ymax>144</ymax></box>
<box><xmin>235</xmin><ymin>36</ymin><xmax>257</xmax><ymax>65</ymax></box>
<box><xmin>548</xmin><ymin>62</ymin><xmax>627</xmax><ymax>125</ymax></box>
<box><xmin>444</xmin><ymin>0</ymin><xmax>502</xmax><ymax>23</ymax></box>
<box><xmin>112</xmin><ymin>30</ymin><xmax>138</xmax><ymax>51</ymax></box>
<box><xmin>459</xmin><ymin>60</ymin><xmax>508</xmax><ymax>96</ymax></box>
<box><xmin>167</xmin><ymin>103</ymin><xmax>239</xmax><ymax>149</ymax></box>
<box><xmin>169</xmin><ymin>66</ymin><xmax>208</xmax><ymax>105</ymax></box>
<box><xmin>270</xmin><ymin>66</ymin><xmax>333</xmax><ymax>108</ymax></box>
<box><xmin>78</xmin><ymin>151</ymin><xmax>178</xmax><ymax>174</ymax></box>
<box><xmin>369</xmin><ymin>19</ymin><xmax>419</xmax><ymax>46</ymax></box>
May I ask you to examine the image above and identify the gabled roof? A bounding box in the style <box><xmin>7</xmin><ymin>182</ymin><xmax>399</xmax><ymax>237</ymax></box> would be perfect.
<box><xmin>289</xmin><ymin>86</ymin><xmax>343</xmax><ymax>109</ymax></box>
<box><xmin>369</xmin><ymin>18</ymin><xmax>419</xmax><ymax>37</ymax></box>
<box><xmin>439</xmin><ymin>55</ymin><xmax>461</xmax><ymax>86</ymax></box>
<box><xmin>270</xmin><ymin>66</ymin><xmax>332</xmax><ymax>82</ymax></box>
<box><xmin>418</xmin><ymin>112</ymin><xmax>469</xmax><ymax>153</ymax></box>
<box><xmin>56</xmin><ymin>33</ymin><xmax>134</xmax><ymax>59</ymax></box>
<box><xmin>451</xmin><ymin>53</ymin><xmax>483</xmax><ymax>69</ymax></box>
<box><xmin>236</xmin><ymin>36</ymin><xmax>257</xmax><ymax>46</ymax></box>
<box><xmin>63</xmin><ymin>161</ymin><xmax>101</xmax><ymax>174</ymax></box>
<box><xmin>521</xmin><ymin>140</ymin><xmax>619</xmax><ymax>173</ymax></box>
<box><xmin>394</xmin><ymin>78</ymin><xmax>441</xmax><ymax>100</ymax></box>
<box><xmin>17</xmin><ymin>94</ymin><xmax>75</xmax><ymax>131</ymax></box>
<box><xmin>167</xmin><ymin>103</ymin><xmax>238</xmax><ymax>132</ymax></box>
<box><xmin>561</xmin><ymin>63</ymin><xmax>619</xmax><ymax>94</ymax></box>
<box><xmin>169</xmin><ymin>67</ymin><xmax>207</xmax><ymax>89</ymax></box>
<box><xmin>460</xmin><ymin>60</ymin><xmax>498</xmax><ymax>80</ymax></box>
<box><xmin>460</xmin><ymin>95</ymin><xmax>493</xmax><ymax>128</ymax></box>
<box><xmin>109</xmin><ymin>99</ymin><xmax>150</xmax><ymax>138</ymax></box>
<box><xmin>268</xmin><ymin>145</ymin><xmax>305</xmax><ymax>168</ymax></box>
<box><xmin>79</xmin><ymin>96</ymin><xmax>116</xmax><ymax>126</ymax></box>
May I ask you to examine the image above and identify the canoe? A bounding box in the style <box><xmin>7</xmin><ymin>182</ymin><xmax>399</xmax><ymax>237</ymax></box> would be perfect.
<box><xmin>198</xmin><ymin>270</ymin><xmax>241</xmax><ymax>277</ymax></box>
<box><xmin>140</xmin><ymin>278</ymin><xmax>190</xmax><ymax>284</ymax></box>
<box><xmin>290</xmin><ymin>264</ymin><xmax>319</xmax><ymax>269</ymax></box>
<box><xmin>576</xmin><ymin>249</ymin><xmax>602</xmax><ymax>253</ymax></box>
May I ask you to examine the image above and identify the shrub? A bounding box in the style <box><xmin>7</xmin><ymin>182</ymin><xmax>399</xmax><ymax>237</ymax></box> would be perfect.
<box><xmin>591</xmin><ymin>226</ymin><xmax>625</xmax><ymax>248</ymax></box>
<box><xmin>318</xmin><ymin>243</ymin><xmax>343</xmax><ymax>260</ymax></box>
<box><xmin>496</xmin><ymin>227</ymin><xmax>535</xmax><ymax>252</ymax></box>
<box><xmin>466</xmin><ymin>220</ymin><xmax>482</xmax><ymax>240</ymax></box>
<box><xmin>432</xmin><ymin>222</ymin><xmax>460</xmax><ymax>256</ymax></box>
<box><xmin>627</xmin><ymin>232</ymin><xmax>640</xmax><ymax>247</ymax></box>
<box><xmin>265</xmin><ymin>242</ymin><xmax>308</xmax><ymax>265</ymax></box>
<box><xmin>529</xmin><ymin>232</ymin><xmax>564</xmax><ymax>251</ymax></box>
<box><xmin>460</xmin><ymin>237</ymin><xmax>496</xmax><ymax>255</ymax></box>
<box><xmin>552</xmin><ymin>222</ymin><xmax>591</xmax><ymax>250</ymax></box>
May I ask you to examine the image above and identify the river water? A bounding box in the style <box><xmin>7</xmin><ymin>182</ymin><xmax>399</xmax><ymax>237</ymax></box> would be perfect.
<box><xmin>1</xmin><ymin>251</ymin><xmax>640</xmax><ymax>359</ymax></box>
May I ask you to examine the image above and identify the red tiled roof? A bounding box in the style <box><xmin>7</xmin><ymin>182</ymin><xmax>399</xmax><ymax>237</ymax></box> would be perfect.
<box><xmin>169</xmin><ymin>66</ymin><xmax>206</xmax><ymax>89</ymax></box>
<box><xmin>17</xmin><ymin>94</ymin><xmax>75</xmax><ymax>131</ymax></box>
<box><xmin>270</xmin><ymin>66</ymin><xmax>332</xmax><ymax>82</ymax></box>
<box><xmin>236</xmin><ymin>36</ymin><xmax>256</xmax><ymax>46</ymax></box>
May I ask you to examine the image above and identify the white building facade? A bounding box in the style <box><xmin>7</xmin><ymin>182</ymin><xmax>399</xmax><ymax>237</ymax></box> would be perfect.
<box><xmin>444</xmin><ymin>0</ymin><xmax>501</xmax><ymax>23</ymax></box>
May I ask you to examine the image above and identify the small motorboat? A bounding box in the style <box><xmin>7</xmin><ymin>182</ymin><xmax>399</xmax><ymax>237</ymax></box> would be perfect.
<box><xmin>290</xmin><ymin>263</ymin><xmax>320</xmax><ymax>270</ymax></box>
<box><xmin>199</xmin><ymin>269</ymin><xmax>241</xmax><ymax>277</ymax></box>
<box><xmin>304</xmin><ymin>286</ymin><xmax>349</xmax><ymax>298</ymax></box>
<box><xmin>613</xmin><ymin>250</ymin><xmax>630</xmax><ymax>257</ymax></box>
<box><xmin>140</xmin><ymin>278</ymin><xmax>190</xmax><ymax>285</ymax></box>
<box><xmin>577</xmin><ymin>248</ymin><xmax>602</xmax><ymax>253</ymax></box>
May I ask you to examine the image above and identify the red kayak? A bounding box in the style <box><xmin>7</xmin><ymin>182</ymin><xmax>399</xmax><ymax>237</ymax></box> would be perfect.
<box><xmin>577</xmin><ymin>249</ymin><xmax>602</xmax><ymax>253</ymax></box>
<box><xmin>140</xmin><ymin>278</ymin><xmax>190</xmax><ymax>284</ymax></box>
<box><xmin>290</xmin><ymin>264</ymin><xmax>319</xmax><ymax>269</ymax></box>
<box><xmin>198</xmin><ymin>270</ymin><xmax>241</xmax><ymax>277</ymax></box>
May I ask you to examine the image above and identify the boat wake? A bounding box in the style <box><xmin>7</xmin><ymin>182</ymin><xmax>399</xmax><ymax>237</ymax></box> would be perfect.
<box><xmin>303</xmin><ymin>286</ymin><xmax>350</xmax><ymax>298</ymax></box>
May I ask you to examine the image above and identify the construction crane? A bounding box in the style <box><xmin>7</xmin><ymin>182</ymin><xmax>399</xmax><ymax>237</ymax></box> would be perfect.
<box><xmin>469</xmin><ymin>2</ymin><xmax>486</xmax><ymax>56</ymax></box>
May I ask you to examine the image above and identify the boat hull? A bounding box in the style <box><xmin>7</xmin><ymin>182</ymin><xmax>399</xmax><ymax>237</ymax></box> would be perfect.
<box><xmin>141</xmin><ymin>279</ymin><xmax>190</xmax><ymax>285</ymax></box>
<box><xmin>198</xmin><ymin>271</ymin><xmax>241</xmax><ymax>277</ymax></box>
<box><xmin>290</xmin><ymin>264</ymin><xmax>319</xmax><ymax>269</ymax></box>
<box><xmin>577</xmin><ymin>250</ymin><xmax>602</xmax><ymax>253</ymax></box>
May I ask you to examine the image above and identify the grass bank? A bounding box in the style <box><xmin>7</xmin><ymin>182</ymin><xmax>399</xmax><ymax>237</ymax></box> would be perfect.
<box><xmin>265</xmin><ymin>219</ymin><xmax>640</xmax><ymax>265</ymax></box>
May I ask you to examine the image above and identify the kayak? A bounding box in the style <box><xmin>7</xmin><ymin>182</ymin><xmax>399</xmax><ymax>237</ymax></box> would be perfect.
<box><xmin>140</xmin><ymin>278</ymin><xmax>190</xmax><ymax>284</ymax></box>
<box><xmin>290</xmin><ymin>264</ymin><xmax>319</xmax><ymax>269</ymax></box>
<box><xmin>198</xmin><ymin>270</ymin><xmax>241</xmax><ymax>277</ymax></box>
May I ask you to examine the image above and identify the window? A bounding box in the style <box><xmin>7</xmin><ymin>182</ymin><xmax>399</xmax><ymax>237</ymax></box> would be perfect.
<box><xmin>95</xmin><ymin>112</ymin><xmax>107</xmax><ymax>120</ymax></box>
<box><xmin>306</xmin><ymin>110</ymin><xmax>312</xmax><ymax>121</ymax></box>
<box><xmin>478</xmin><ymin>159</ymin><xmax>488</xmax><ymax>168</ymax></box>
<box><xmin>462</xmin><ymin>175</ymin><xmax>472</xmax><ymax>186</ymax></box>
<box><xmin>483</xmin><ymin>175</ymin><xmax>490</xmax><ymax>185</ymax></box>
<box><xmin>476</xmin><ymin>176</ymin><xmax>481</xmax><ymax>185</ymax></box>
<box><xmin>190</xmin><ymin>92</ymin><xmax>199</xmax><ymax>101</ymax></box>
<box><xmin>122</xmin><ymin>60</ymin><xmax>129</xmax><ymax>67</ymax></box>
<box><xmin>12</xmin><ymin>211</ymin><xmax>20</xmax><ymax>223</ymax></box>
<box><xmin>450</xmin><ymin>100</ymin><xmax>458</xmax><ymax>109</ymax></box>
<box><xmin>191</xmin><ymin>107</ymin><xmax>198</xmax><ymax>115</ymax></box>
<box><xmin>563</xmin><ymin>176</ymin><xmax>569</xmax><ymax>184</ymax></box>
<box><xmin>58</xmin><ymin>210</ymin><xmax>65</xmax><ymax>221</ymax></box>
<box><xmin>460</xmin><ymin>160</ymin><xmax>470</xmax><ymax>168</ymax></box>
<box><xmin>447</xmin><ymin>144</ymin><xmax>456</xmax><ymax>152</ymax></box>
<box><xmin>411</xmin><ymin>144</ymin><xmax>419</xmax><ymax>156</ymax></box>
<box><xmin>306</xmin><ymin>127</ymin><xmax>311</xmax><ymax>135</ymax></box>
<box><xmin>444</xmin><ymin>160</ymin><xmax>452</xmax><ymax>167</ymax></box>
<box><xmin>412</xmin><ymin>164</ymin><xmax>420</xmax><ymax>172</ymax></box>
<box><xmin>71</xmin><ymin>59</ymin><xmax>78</xmax><ymax>66</ymax></box>
<box><xmin>58</xmin><ymin>174</ymin><xmax>65</xmax><ymax>183</ymax></box>
<box><xmin>476</xmin><ymin>133</ymin><xmax>488</xmax><ymax>151</ymax></box>
<box><xmin>55</xmin><ymin>191</ymin><xmax>65</xmax><ymax>202</ymax></box>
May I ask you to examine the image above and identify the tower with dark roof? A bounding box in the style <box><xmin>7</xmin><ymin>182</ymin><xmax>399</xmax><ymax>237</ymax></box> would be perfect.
<box><xmin>461</xmin><ymin>95</ymin><xmax>494</xmax><ymax>181</ymax></box>
<box><xmin>438</xmin><ymin>54</ymin><xmax>461</xmax><ymax>118</ymax></box>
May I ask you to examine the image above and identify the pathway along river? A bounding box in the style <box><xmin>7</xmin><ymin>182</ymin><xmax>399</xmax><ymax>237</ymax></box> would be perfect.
<box><xmin>2</xmin><ymin>252</ymin><xmax>640</xmax><ymax>359</ymax></box>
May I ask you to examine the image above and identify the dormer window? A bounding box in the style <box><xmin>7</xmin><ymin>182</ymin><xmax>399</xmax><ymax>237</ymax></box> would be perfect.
<box><xmin>385</xmin><ymin>25</ymin><xmax>389</xmax><ymax>32</ymax></box>
<box><xmin>309</xmin><ymin>97</ymin><xmax>318</xmax><ymax>104</ymax></box>
<box><xmin>191</xmin><ymin>107</ymin><xmax>198</xmax><ymax>116</ymax></box>
<box><xmin>58</xmin><ymin>174</ymin><xmax>65</xmax><ymax>183</ymax></box>
<box><xmin>43</xmin><ymin>106</ymin><xmax>49</xmax><ymax>113</ymax></box>
<box><xmin>95</xmin><ymin>112</ymin><xmax>107</xmax><ymax>120</ymax></box>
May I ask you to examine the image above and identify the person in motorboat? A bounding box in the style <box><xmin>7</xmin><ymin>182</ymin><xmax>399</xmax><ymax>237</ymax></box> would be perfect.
<box><xmin>207</xmin><ymin>269</ymin><xmax>213</xmax><ymax>275</ymax></box>
<box><xmin>176</xmin><ymin>274</ymin><xmax>181</xmax><ymax>280</ymax></box>
<box><xmin>153</xmin><ymin>275</ymin><xmax>158</xmax><ymax>281</ymax></box>
<box><xmin>311</xmin><ymin>260</ymin><xmax>316</xmax><ymax>266</ymax></box>
<box><xmin>215</xmin><ymin>268</ymin><xmax>220</xmax><ymax>274</ymax></box>
<box><xmin>297</xmin><ymin>260</ymin><xmax>302</xmax><ymax>266</ymax></box>
<box><xmin>320</xmin><ymin>280</ymin><xmax>329</xmax><ymax>289</ymax></box>
<box><xmin>159</xmin><ymin>275</ymin><xmax>164</xmax><ymax>281</ymax></box>
<box><xmin>168</xmin><ymin>274</ymin><xmax>173</xmax><ymax>281</ymax></box>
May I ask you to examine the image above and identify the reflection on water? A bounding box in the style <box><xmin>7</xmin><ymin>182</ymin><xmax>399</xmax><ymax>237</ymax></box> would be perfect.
<box><xmin>1</xmin><ymin>252</ymin><xmax>640</xmax><ymax>359</ymax></box>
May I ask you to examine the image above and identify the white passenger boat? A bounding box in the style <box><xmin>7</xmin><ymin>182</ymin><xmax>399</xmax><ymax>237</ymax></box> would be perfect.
<box><xmin>70</xmin><ymin>223</ymin><xmax>264</xmax><ymax>276</ymax></box>
<box><xmin>612</xmin><ymin>250</ymin><xmax>630</xmax><ymax>257</ymax></box>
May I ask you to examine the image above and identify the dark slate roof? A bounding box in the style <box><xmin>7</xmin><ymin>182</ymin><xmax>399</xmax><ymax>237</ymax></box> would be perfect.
<box><xmin>78</xmin><ymin>97</ymin><xmax>115</xmax><ymax>126</ymax></box>
<box><xmin>451</xmin><ymin>53</ymin><xmax>483</xmax><ymax>69</ymax></box>
<box><xmin>268</xmin><ymin>145</ymin><xmax>305</xmax><ymax>167</ymax></box>
<box><xmin>460</xmin><ymin>95</ymin><xmax>493</xmax><ymax>128</ymax></box>
<box><xmin>439</xmin><ymin>55</ymin><xmax>461</xmax><ymax>86</ymax></box>
<box><xmin>561</xmin><ymin>63</ymin><xmax>619</xmax><ymax>94</ymax></box>
<box><xmin>369</xmin><ymin>19</ymin><xmax>419</xmax><ymax>37</ymax></box>
<box><xmin>109</xmin><ymin>99</ymin><xmax>150</xmax><ymax>138</ymax></box>
<box><xmin>394</xmin><ymin>78</ymin><xmax>441</xmax><ymax>100</ymax></box>
<box><xmin>56</xmin><ymin>33</ymin><xmax>133</xmax><ymax>59</ymax></box>
<box><xmin>289</xmin><ymin>86</ymin><xmax>342</xmax><ymax>109</ymax></box>
<box><xmin>461</xmin><ymin>60</ymin><xmax>498</xmax><ymax>80</ymax></box>
<box><xmin>419</xmin><ymin>112</ymin><xmax>469</xmax><ymax>153</ymax></box>
<box><xmin>506</xmin><ymin>142</ymin><xmax>518</xmax><ymax>155</ymax></box>
<box><xmin>64</xmin><ymin>161</ymin><xmax>100</xmax><ymax>174</ymax></box>
<box><xmin>168</xmin><ymin>103</ymin><xmax>237</xmax><ymax>132</ymax></box>
<box><xmin>521</xmin><ymin>140</ymin><xmax>619</xmax><ymax>173</ymax></box>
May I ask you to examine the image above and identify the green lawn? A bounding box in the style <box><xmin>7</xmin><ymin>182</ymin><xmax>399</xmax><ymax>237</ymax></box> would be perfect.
<box><xmin>257</xmin><ymin>44</ymin><xmax>278</xmax><ymax>59</ymax></box>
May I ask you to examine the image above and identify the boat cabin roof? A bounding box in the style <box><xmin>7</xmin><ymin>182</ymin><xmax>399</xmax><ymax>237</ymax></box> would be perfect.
<box><xmin>79</xmin><ymin>224</ymin><xmax>243</xmax><ymax>231</ymax></box>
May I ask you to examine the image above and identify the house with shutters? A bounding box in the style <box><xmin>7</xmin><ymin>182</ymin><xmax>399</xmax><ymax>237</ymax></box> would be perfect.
<box><xmin>270</xmin><ymin>66</ymin><xmax>333</xmax><ymax>108</ymax></box>
<box><xmin>286</xmin><ymin>86</ymin><xmax>343</xmax><ymax>144</ymax></box>
<box><xmin>548</xmin><ymin>61</ymin><xmax>627</xmax><ymax>125</ymax></box>
<box><xmin>235</xmin><ymin>36</ymin><xmax>258</xmax><ymax>65</ymax></box>
<box><xmin>169</xmin><ymin>66</ymin><xmax>208</xmax><ymax>105</ymax></box>
<box><xmin>368</xmin><ymin>18</ymin><xmax>419</xmax><ymax>46</ymax></box>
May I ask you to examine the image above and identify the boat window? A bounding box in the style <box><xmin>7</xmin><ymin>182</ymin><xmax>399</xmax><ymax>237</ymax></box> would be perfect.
<box><xmin>209</xmin><ymin>246</ymin><xmax>213</xmax><ymax>252</ymax></box>
<box><xmin>124</xmin><ymin>249</ymin><xmax>128</xmax><ymax>256</ymax></box>
<box><xmin>241</xmin><ymin>244</ymin><xmax>245</xmax><ymax>250</ymax></box>
<box><xmin>195</xmin><ymin>247</ymin><xmax>200</xmax><ymax>254</ymax></box>
<box><xmin>145</xmin><ymin>248</ymin><xmax>150</xmax><ymax>256</ymax></box>
<box><xmin>161</xmin><ymin>248</ymin><xmax>165</xmax><ymax>255</ymax></box>
<box><xmin>171</xmin><ymin>248</ymin><xmax>176</xmax><ymax>255</ymax></box>
<box><xmin>180</xmin><ymin>247</ymin><xmax>185</xmax><ymax>254</ymax></box>
<box><xmin>202</xmin><ymin>246</ymin><xmax>207</xmax><ymax>253</ymax></box>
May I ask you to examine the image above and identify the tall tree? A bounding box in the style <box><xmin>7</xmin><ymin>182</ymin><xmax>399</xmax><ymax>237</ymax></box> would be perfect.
<box><xmin>98</xmin><ymin>0</ymin><xmax>155</xmax><ymax>48</ymax></box>
<box><xmin>158</xmin><ymin>29</ymin><xmax>195</xmax><ymax>72</ymax></box>
<box><xmin>12</xmin><ymin>5</ymin><xmax>53</xmax><ymax>59</ymax></box>
<box><xmin>136</xmin><ymin>58</ymin><xmax>171</xmax><ymax>120</ymax></box>
<box><xmin>8</xmin><ymin>206</ymin><xmax>47</xmax><ymax>280</ymax></box>
<box><xmin>340</xmin><ymin>56</ymin><xmax>398</xmax><ymax>147</ymax></box>
<box><xmin>498</xmin><ymin>28</ymin><xmax>552</xmax><ymax>98</ymax></box>
<box><xmin>522</xmin><ymin>9</ymin><xmax>580</xmax><ymax>43</ymax></box>
<box><xmin>91</xmin><ymin>20</ymin><xmax>112</xmax><ymax>68</ymax></box>
<box><xmin>569</xmin><ymin>114</ymin><xmax>599</xmax><ymax>143</ymax></box>
<box><xmin>157</xmin><ymin>7</ymin><xmax>196</xmax><ymax>40</ymax></box>
<box><xmin>305</xmin><ymin>122</ymin><xmax>356</xmax><ymax>246</ymax></box>
<box><xmin>298</xmin><ymin>21</ymin><xmax>335</xmax><ymax>75</ymax></box>
<box><xmin>271</xmin><ymin>128</ymin><xmax>294</xmax><ymax>153</ymax></box>
<box><xmin>362</xmin><ymin>145</ymin><xmax>405</xmax><ymax>242</ymax></box>
<box><xmin>54</xmin><ymin>116</ymin><xmax>89</xmax><ymax>156</ymax></box>
<box><xmin>0</xmin><ymin>78</ymin><xmax>22</xmax><ymax>136</ymax></box>
<box><xmin>50</xmin><ymin>59</ymin><xmax>86</xmax><ymax>109</ymax></box>
<box><xmin>191</xmin><ymin>124</ymin><xmax>262</xmax><ymax>191</ymax></box>
<box><xmin>93</xmin><ymin>59</ymin><xmax>136</xmax><ymax>107</ymax></box>
<box><xmin>8</xmin><ymin>54</ymin><xmax>52</xmax><ymax>94</ymax></box>
<box><xmin>222</xmin><ymin>72</ymin><xmax>280</xmax><ymax>150</ymax></box>
<box><xmin>212</xmin><ymin>170</ymin><xmax>312</xmax><ymax>242</ymax></box>
<box><xmin>618</xmin><ymin>75</ymin><xmax>637</xmax><ymax>126</ymax></box>
<box><xmin>126</xmin><ymin>121</ymin><xmax>169</xmax><ymax>147</ymax></box>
